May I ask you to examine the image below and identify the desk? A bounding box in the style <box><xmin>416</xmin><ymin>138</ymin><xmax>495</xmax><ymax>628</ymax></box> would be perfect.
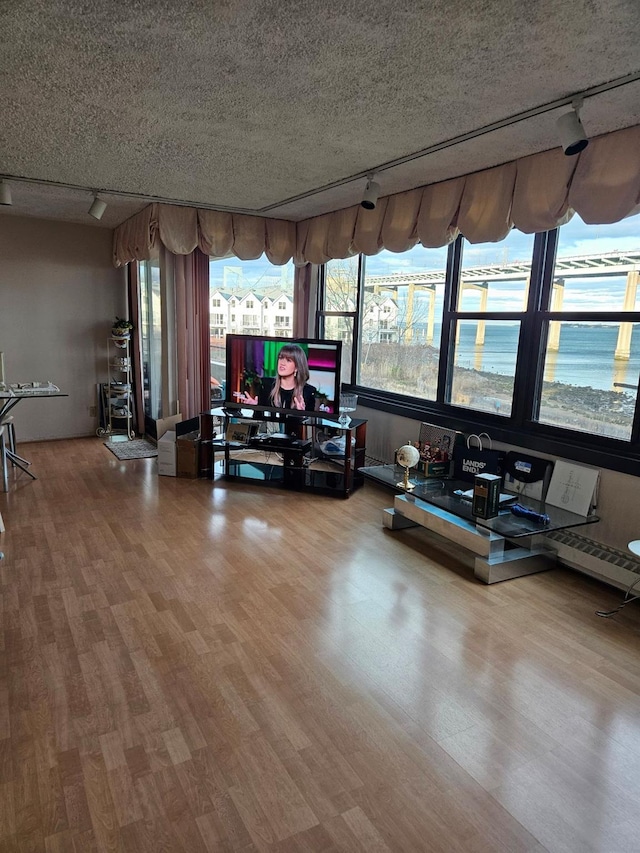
<box><xmin>360</xmin><ymin>464</ymin><xmax>599</xmax><ymax>584</ymax></box>
<box><xmin>0</xmin><ymin>387</ymin><xmax>67</xmax><ymax>488</ymax></box>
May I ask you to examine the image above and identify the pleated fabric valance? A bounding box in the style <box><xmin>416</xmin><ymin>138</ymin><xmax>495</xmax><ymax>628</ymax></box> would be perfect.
<box><xmin>113</xmin><ymin>124</ymin><xmax>640</xmax><ymax>268</ymax></box>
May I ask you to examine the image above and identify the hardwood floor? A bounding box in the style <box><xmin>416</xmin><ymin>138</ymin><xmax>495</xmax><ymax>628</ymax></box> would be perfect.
<box><xmin>1</xmin><ymin>438</ymin><xmax>640</xmax><ymax>852</ymax></box>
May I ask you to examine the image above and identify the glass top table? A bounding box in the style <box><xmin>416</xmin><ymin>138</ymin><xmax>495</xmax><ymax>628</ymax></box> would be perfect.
<box><xmin>359</xmin><ymin>464</ymin><xmax>599</xmax><ymax>539</ymax></box>
<box><xmin>206</xmin><ymin>405</ymin><xmax>366</xmax><ymax>430</ymax></box>
<box><xmin>1</xmin><ymin>386</ymin><xmax>68</xmax><ymax>489</ymax></box>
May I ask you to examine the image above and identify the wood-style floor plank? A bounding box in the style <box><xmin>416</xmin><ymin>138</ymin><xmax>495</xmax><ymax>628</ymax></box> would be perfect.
<box><xmin>1</xmin><ymin>436</ymin><xmax>640</xmax><ymax>851</ymax></box>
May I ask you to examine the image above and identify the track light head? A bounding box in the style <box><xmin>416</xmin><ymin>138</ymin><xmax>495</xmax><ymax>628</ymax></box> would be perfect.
<box><xmin>0</xmin><ymin>180</ymin><xmax>12</xmax><ymax>206</ymax></box>
<box><xmin>557</xmin><ymin>98</ymin><xmax>589</xmax><ymax>156</ymax></box>
<box><xmin>88</xmin><ymin>194</ymin><xmax>107</xmax><ymax>220</ymax></box>
<box><xmin>361</xmin><ymin>175</ymin><xmax>380</xmax><ymax>210</ymax></box>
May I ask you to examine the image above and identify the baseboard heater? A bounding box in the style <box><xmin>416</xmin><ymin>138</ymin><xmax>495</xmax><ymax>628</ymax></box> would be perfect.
<box><xmin>545</xmin><ymin>529</ymin><xmax>640</xmax><ymax>591</ymax></box>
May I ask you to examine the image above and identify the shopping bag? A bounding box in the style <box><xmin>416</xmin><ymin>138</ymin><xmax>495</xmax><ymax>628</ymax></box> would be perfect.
<box><xmin>453</xmin><ymin>433</ymin><xmax>504</xmax><ymax>483</ymax></box>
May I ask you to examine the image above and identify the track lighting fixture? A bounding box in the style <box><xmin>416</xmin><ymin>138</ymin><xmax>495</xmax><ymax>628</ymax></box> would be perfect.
<box><xmin>0</xmin><ymin>180</ymin><xmax>12</xmax><ymax>206</ymax></box>
<box><xmin>361</xmin><ymin>174</ymin><xmax>380</xmax><ymax>210</ymax></box>
<box><xmin>88</xmin><ymin>193</ymin><xmax>107</xmax><ymax>220</ymax></box>
<box><xmin>556</xmin><ymin>98</ymin><xmax>589</xmax><ymax>156</ymax></box>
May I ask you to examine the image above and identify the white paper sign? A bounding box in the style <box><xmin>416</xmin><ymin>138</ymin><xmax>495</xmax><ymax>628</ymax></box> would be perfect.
<box><xmin>545</xmin><ymin>460</ymin><xmax>599</xmax><ymax>517</ymax></box>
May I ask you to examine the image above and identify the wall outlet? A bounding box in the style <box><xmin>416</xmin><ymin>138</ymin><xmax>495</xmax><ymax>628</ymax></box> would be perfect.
<box><xmin>89</xmin><ymin>405</ymin><xmax>97</xmax><ymax>417</ymax></box>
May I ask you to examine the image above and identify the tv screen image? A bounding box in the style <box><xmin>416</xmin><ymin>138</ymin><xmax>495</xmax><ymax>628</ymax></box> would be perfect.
<box><xmin>225</xmin><ymin>335</ymin><xmax>342</xmax><ymax>417</ymax></box>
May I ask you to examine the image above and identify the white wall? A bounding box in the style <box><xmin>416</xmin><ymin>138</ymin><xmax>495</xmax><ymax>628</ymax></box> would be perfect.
<box><xmin>360</xmin><ymin>404</ymin><xmax>640</xmax><ymax>559</ymax></box>
<box><xmin>0</xmin><ymin>215</ymin><xmax>126</xmax><ymax>440</ymax></box>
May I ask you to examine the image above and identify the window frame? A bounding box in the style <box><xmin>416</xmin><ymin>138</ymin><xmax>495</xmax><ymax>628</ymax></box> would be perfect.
<box><xmin>316</xmin><ymin>255</ymin><xmax>365</xmax><ymax>385</ymax></box>
<box><xmin>317</xmin><ymin>228</ymin><xmax>640</xmax><ymax>477</ymax></box>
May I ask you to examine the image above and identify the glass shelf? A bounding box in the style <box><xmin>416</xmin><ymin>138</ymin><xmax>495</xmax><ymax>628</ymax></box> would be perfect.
<box><xmin>359</xmin><ymin>464</ymin><xmax>599</xmax><ymax>539</ymax></box>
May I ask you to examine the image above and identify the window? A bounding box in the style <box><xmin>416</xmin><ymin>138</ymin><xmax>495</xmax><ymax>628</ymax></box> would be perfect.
<box><xmin>316</xmin><ymin>210</ymin><xmax>640</xmax><ymax>474</ymax></box>
<box><xmin>209</xmin><ymin>255</ymin><xmax>295</xmax><ymax>388</ymax></box>
<box><xmin>278</xmin><ymin>300</ymin><xmax>287</xmax><ymax>310</ymax></box>
<box><xmin>358</xmin><ymin>246</ymin><xmax>448</xmax><ymax>400</ymax></box>
<box><xmin>449</xmin><ymin>230</ymin><xmax>535</xmax><ymax>417</ymax></box>
<box><xmin>212</xmin><ymin>298</ymin><xmax>221</xmax><ymax>307</ymax></box>
<box><xmin>138</xmin><ymin>258</ymin><xmax>162</xmax><ymax>419</ymax></box>
<box><xmin>319</xmin><ymin>258</ymin><xmax>360</xmax><ymax>385</ymax></box>
<box><xmin>450</xmin><ymin>319</ymin><xmax>521</xmax><ymax>417</ymax></box>
<box><xmin>537</xmin><ymin>215</ymin><xmax>640</xmax><ymax>440</ymax></box>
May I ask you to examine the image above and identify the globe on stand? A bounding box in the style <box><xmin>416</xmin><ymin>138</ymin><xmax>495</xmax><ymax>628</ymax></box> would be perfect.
<box><xmin>395</xmin><ymin>444</ymin><xmax>420</xmax><ymax>491</ymax></box>
<box><xmin>338</xmin><ymin>393</ymin><xmax>358</xmax><ymax>427</ymax></box>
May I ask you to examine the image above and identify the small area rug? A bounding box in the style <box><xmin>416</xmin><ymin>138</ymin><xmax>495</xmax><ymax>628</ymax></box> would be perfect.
<box><xmin>103</xmin><ymin>439</ymin><xmax>158</xmax><ymax>460</ymax></box>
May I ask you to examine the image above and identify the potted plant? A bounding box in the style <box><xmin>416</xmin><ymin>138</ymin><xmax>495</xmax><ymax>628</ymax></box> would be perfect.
<box><xmin>111</xmin><ymin>317</ymin><xmax>134</xmax><ymax>348</ymax></box>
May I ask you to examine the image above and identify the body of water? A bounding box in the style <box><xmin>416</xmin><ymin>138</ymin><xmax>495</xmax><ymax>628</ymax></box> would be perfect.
<box><xmin>448</xmin><ymin>323</ymin><xmax>640</xmax><ymax>392</ymax></box>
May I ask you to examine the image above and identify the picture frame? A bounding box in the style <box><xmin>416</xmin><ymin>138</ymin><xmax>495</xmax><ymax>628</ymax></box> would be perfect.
<box><xmin>416</xmin><ymin>422</ymin><xmax>463</xmax><ymax>476</ymax></box>
<box><xmin>225</xmin><ymin>422</ymin><xmax>257</xmax><ymax>444</ymax></box>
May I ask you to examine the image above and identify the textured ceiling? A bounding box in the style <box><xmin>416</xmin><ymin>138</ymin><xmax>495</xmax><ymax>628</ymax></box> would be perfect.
<box><xmin>1</xmin><ymin>0</ymin><xmax>639</xmax><ymax>229</ymax></box>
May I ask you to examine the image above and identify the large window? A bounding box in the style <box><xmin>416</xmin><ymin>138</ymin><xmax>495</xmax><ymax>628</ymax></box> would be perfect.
<box><xmin>357</xmin><ymin>246</ymin><xmax>448</xmax><ymax>399</ymax></box>
<box><xmin>537</xmin><ymin>216</ymin><xmax>640</xmax><ymax>440</ymax></box>
<box><xmin>318</xmin><ymin>211</ymin><xmax>640</xmax><ymax>472</ymax></box>
<box><xmin>209</xmin><ymin>256</ymin><xmax>295</xmax><ymax>396</ymax></box>
<box><xmin>139</xmin><ymin>258</ymin><xmax>162</xmax><ymax>419</ymax></box>
<box><xmin>449</xmin><ymin>231</ymin><xmax>535</xmax><ymax>417</ymax></box>
<box><xmin>319</xmin><ymin>257</ymin><xmax>359</xmax><ymax>387</ymax></box>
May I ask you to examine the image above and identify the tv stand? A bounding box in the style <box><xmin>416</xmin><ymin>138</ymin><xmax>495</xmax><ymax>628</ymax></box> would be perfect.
<box><xmin>201</xmin><ymin>408</ymin><xmax>367</xmax><ymax>498</ymax></box>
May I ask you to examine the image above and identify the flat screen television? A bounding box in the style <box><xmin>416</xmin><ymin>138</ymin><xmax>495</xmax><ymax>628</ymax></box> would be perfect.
<box><xmin>225</xmin><ymin>334</ymin><xmax>342</xmax><ymax>419</ymax></box>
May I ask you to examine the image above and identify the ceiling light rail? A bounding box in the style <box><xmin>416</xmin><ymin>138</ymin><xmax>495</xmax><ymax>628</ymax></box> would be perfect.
<box><xmin>0</xmin><ymin>174</ymin><xmax>261</xmax><ymax>217</ymax></box>
<box><xmin>0</xmin><ymin>70</ymin><xmax>637</xmax><ymax>220</ymax></box>
<box><xmin>259</xmin><ymin>69</ymin><xmax>640</xmax><ymax>212</ymax></box>
<box><xmin>0</xmin><ymin>180</ymin><xmax>12</xmax><ymax>206</ymax></box>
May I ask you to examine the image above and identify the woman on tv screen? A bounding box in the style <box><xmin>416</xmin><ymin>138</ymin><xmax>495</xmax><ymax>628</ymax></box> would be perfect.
<box><xmin>237</xmin><ymin>343</ymin><xmax>317</xmax><ymax>412</ymax></box>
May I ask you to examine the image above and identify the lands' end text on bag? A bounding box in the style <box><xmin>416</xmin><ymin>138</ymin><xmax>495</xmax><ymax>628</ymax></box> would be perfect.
<box><xmin>453</xmin><ymin>433</ymin><xmax>504</xmax><ymax>484</ymax></box>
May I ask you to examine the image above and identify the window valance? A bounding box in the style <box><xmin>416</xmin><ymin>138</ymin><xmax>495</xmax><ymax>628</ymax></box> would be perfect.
<box><xmin>113</xmin><ymin>124</ymin><xmax>640</xmax><ymax>268</ymax></box>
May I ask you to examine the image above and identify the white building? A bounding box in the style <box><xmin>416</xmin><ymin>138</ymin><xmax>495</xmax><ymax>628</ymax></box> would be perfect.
<box><xmin>210</xmin><ymin>289</ymin><xmax>294</xmax><ymax>339</ymax></box>
<box><xmin>362</xmin><ymin>295</ymin><xmax>399</xmax><ymax>343</ymax></box>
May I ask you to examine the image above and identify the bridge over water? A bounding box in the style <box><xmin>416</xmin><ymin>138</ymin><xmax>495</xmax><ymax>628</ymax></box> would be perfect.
<box><xmin>366</xmin><ymin>250</ymin><xmax>640</xmax><ymax>358</ymax></box>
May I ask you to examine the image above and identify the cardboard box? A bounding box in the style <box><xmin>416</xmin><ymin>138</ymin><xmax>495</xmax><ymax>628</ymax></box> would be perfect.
<box><xmin>420</xmin><ymin>460</ymin><xmax>450</xmax><ymax>478</ymax></box>
<box><xmin>472</xmin><ymin>473</ymin><xmax>501</xmax><ymax>519</ymax></box>
<box><xmin>155</xmin><ymin>413</ymin><xmax>183</xmax><ymax>441</ymax></box>
<box><xmin>176</xmin><ymin>431</ymin><xmax>200</xmax><ymax>478</ymax></box>
<box><xmin>157</xmin><ymin>416</ymin><xmax>202</xmax><ymax>478</ymax></box>
<box><xmin>175</xmin><ymin>417</ymin><xmax>201</xmax><ymax>478</ymax></box>
<box><xmin>157</xmin><ymin>430</ymin><xmax>177</xmax><ymax>476</ymax></box>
